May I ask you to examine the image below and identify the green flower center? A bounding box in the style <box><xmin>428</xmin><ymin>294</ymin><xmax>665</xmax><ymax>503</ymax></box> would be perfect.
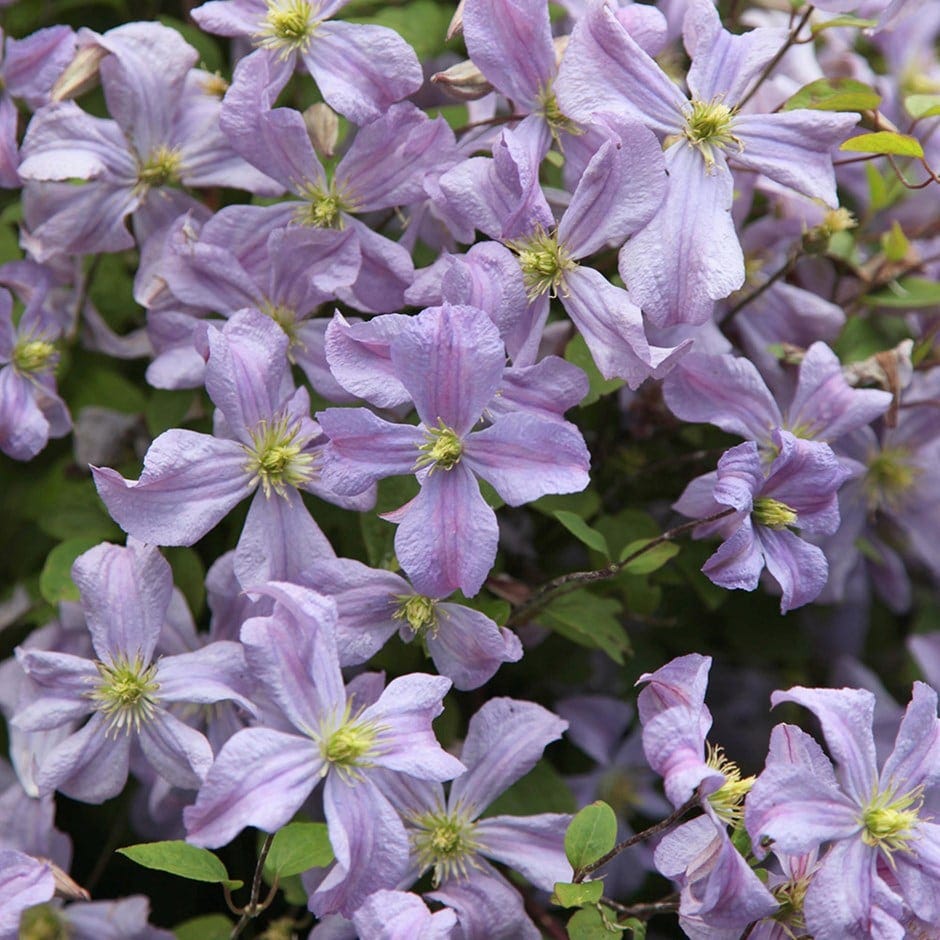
<box><xmin>393</xmin><ymin>593</ymin><xmax>439</xmax><ymax>636</ymax></box>
<box><xmin>752</xmin><ymin>497</ymin><xmax>798</xmax><ymax>529</ymax></box>
<box><xmin>865</xmin><ymin>447</ymin><xmax>919</xmax><ymax>512</ymax></box>
<box><xmin>682</xmin><ymin>98</ymin><xmax>742</xmax><ymax>169</ymax></box>
<box><xmin>771</xmin><ymin>871</ymin><xmax>811</xmax><ymax>934</ymax></box>
<box><xmin>260</xmin><ymin>301</ymin><xmax>300</xmax><ymax>345</ymax></box>
<box><xmin>257</xmin><ymin>0</ymin><xmax>318</xmax><ymax>55</ymax></box>
<box><xmin>508</xmin><ymin>228</ymin><xmax>576</xmax><ymax>300</ymax></box>
<box><xmin>88</xmin><ymin>652</ymin><xmax>160</xmax><ymax>735</ymax></box>
<box><xmin>12</xmin><ymin>338</ymin><xmax>57</xmax><ymax>375</ymax></box>
<box><xmin>410</xmin><ymin>807</ymin><xmax>481</xmax><ymax>886</ymax></box>
<box><xmin>316</xmin><ymin>704</ymin><xmax>383</xmax><ymax>782</ymax></box>
<box><xmin>705</xmin><ymin>743</ymin><xmax>754</xmax><ymax>826</ymax></box>
<box><xmin>18</xmin><ymin>904</ymin><xmax>70</xmax><ymax>940</ymax></box>
<box><xmin>415</xmin><ymin>419</ymin><xmax>463</xmax><ymax>473</ymax></box>
<box><xmin>138</xmin><ymin>145</ymin><xmax>182</xmax><ymax>188</ymax></box>
<box><xmin>243</xmin><ymin>415</ymin><xmax>316</xmax><ymax>498</ymax></box>
<box><xmin>860</xmin><ymin>785</ymin><xmax>923</xmax><ymax>857</ymax></box>
<box><xmin>535</xmin><ymin>82</ymin><xmax>579</xmax><ymax>139</ymax></box>
<box><xmin>296</xmin><ymin>183</ymin><xmax>349</xmax><ymax>229</ymax></box>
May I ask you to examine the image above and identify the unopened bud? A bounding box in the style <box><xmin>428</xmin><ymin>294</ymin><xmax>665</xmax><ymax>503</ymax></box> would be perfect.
<box><xmin>553</xmin><ymin>35</ymin><xmax>570</xmax><ymax>66</ymax></box>
<box><xmin>446</xmin><ymin>0</ymin><xmax>465</xmax><ymax>40</ymax></box>
<box><xmin>50</xmin><ymin>44</ymin><xmax>108</xmax><ymax>102</ymax></box>
<box><xmin>431</xmin><ymin>59</ymin><xmax>493</xmax><ymax>101</ymax></box>
<box><xmin>44</xmin><ymin>859</ymin><xmax>90</xmax><ymax>901</ymax></box>
<box><xmin>802</xmin><ymin>207</ymin><xmax>856</xmax><ymax>254</ymax></box>
<box><xmin>303</xmin><ymin>103</ymin><xmax>340</xmax><ymax>158</ymax></box>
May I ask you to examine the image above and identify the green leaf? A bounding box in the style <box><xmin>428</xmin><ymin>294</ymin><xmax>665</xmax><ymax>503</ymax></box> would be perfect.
<box><xmin>783</xmin><ymin>78</ymin><xmax>881</xmax><ymax>112</ymax></box>
<box><xmin>349</xmin><ymin>0</ymin><xmax>452</xmax><ymax>59</ymax></box>
<box><xmin>541</xmin><ymin>591</ymin><xmax>630</xmax><ymax>664</ymax></box>
<box><xmin>881</xmin><ymin>221</ymin><xmax>910</xmax><ymax>262</ymax></box>
<box><xmin>174</xmin><ymin>915</ymin><xmax>233</xmax><ymax>940</ymax></box>
<box><xmin>39</xmin><ymin>537</ymin><xmax>103</xmax><ymax>604</ymax></box>
<box><xmin>485</xmin><ymin>760</ymin><xmax>576</xmax><ymax>816</ymax></box>
<box><xmin>117</xmin><ymin>841</ymin><xmax>243</xmax><ymax>889</ymax></box>
<box><xmin>619</xmin><ymin>539</ymin><xmax>679</xmax><ymax>574</ymax></box>
<box><xmin>905</xmin><ymin>94</ymin><xmax>940</xmax><ymax>119</ymax></box>
<box><xmin>165</xmin><ymin>547</ymin><xmax>205</xmax><ymax>619</ymax></box>
<box><xmin>865</xmin><ymin>277</ymin><xmax>940</xmax><ymax>308</ymax></box>
<box><xmin>531</xmin><ymin>490</ymin><xmax>602</xmax><ymax>519</ymax></box>
<box><xmin>67</xmin><ymin>367</ymin><xmax>147</xmax><ymax>415</ymax></box>
<box><xmin>810</xmin><ymin>14</ymin><xmax>877</xmax><ymax>33</ymax></box>
<box><xmin>565</xmin><ymin>333</ymin><xmax>625</xmax><ymax>406</ymax></box>
<box><xmin>567</xmin><ymin>906</ymin><xmax>619</xmax><ymax>939</ymax></box>
<box><xmin>554</xmin><ymin>511</ymin><xmax>610</xmax><ymax>558</ymax></box>
<box><xmin>565</xmin><ymin>801</ymin><xmax>618</xmax><ymax>869</ymax></box>
<box><xmin>623</xmin><ymin>918</ymin><xmax>647</xmax><ymax>939</ymax></box>
<box><xmin>146</xmin><ymin>389</ymin><xmax>196</xmax><ymax>437</ymax></box>
<box><xmin>264</xmin><ymin>822</ymin><xmax>334</xmax><ymax>879</ymax></box>
<box><xmin>840</xmin><ymin>131</ymin><xmax>925</xmax><ymax>158</ymax></box>
<box><xmin>553</xmin><ymin>880</ymin><xmax>604</xmax><ymax>908</ymax></box>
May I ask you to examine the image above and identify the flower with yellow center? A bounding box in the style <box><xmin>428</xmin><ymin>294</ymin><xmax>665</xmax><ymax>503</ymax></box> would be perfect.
<box><xmin>137</xmin><ymin>144</ymin><xmax>183</xmax><ymax>189</ymax></box>
<box><xmin>409</xmin><ymin>805</ymin><xmax>482</xmax><ymax>886</ymax></box>
<box><xmin>12</xmin><ymin>337</ymin><xmax>57</xmax><ymax>376</ymax></box>
<box><xmin>681</xmin><ymin>97</ymin><xmax>743</xmax><ymax>170</ymax></box>
<box><xmin>506</xmin><ymin>227</ymin><xmax>577</xmax><ymax>300</ymax></box>
<box><xmin>256</xmin><ymin>0</ymin><xmax>319</xmax><ymax>57</ymax></box>
<box><xmin>243</xmin><ymin>414</ymin><xmax>317</xmax><ymax>498</ymax></box>
<box><xmin>414</xmin><ymin>419</ymin><xmax>463</xmax><ymax>473</ymax></box>
<box><xmin>87</xmin><ymin>652</ymin><xmax>161</xmax><ymax>736</ymax></box>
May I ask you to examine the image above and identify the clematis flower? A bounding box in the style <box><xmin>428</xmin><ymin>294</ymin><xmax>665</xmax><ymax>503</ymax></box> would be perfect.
<box><xmin>674</xmin><ymin>430</ymin><xmax>851</xmax><ymax>611</ymax></box>
<box><xmin>556</xmin><ymin>0</ymin><xmax>857</xmax><ymax>326</ymax></box>
<box><xmin>184</xmin><ymin>582</ymin><xmax>464</xmax><ymax>917</ymax></box>
<box><xmin>378</xmin><ymin>697</ymin><xmax>571</xmax><ymax>939</ymax></box>
<box><xmin>12</xmin><ymin>541</ymin><xmax>255</xmax><ymax>804</ymax></box>
<box><xmin>93</xmin><ymin>309</ymin><xmax>367</xmax><ymax>587</ymax></box>
<box><xmin>317</xmin><ymin>303</ymin><xmax>591</xmax><ymax>597</ymax></box>
<box><xmin>191</xmin><ymin>0</ymin><xmax>423</xmax><ymax>125</ymax></box>
<box><xmin>746</xmin><ymin>683</ymin><xmax>940</xmax><ymax>938</ymax></box>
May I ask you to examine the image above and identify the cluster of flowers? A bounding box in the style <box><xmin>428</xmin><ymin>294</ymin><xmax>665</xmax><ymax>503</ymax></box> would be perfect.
<box><xmin>0</xmin><ymin>0</ymin><xmax>937</xmax><ymax>936</ymax></box>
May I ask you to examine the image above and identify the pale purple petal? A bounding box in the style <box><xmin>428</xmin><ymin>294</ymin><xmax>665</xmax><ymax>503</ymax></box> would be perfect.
<box><xmin>362</xmin><ymin>674</ymin><xmax>464</xmax><ymax>780</ymax></box>
<box><xmin>184</xmin><ymin>727</ymin><xmax>323</xmax><ymax>847</ymax></box>
<box><xmin>449</xmin><ymin>698</ymin><xmax>567</xmax><ymax>819</ymax></box>
<box><xmin>72</xmin><ymin>541</ymin><xmax>171</xmax><ymax>662</ymax></box>
<box><xmin>302</xmin><ymin>21</ymin><xmax>422</xmax><ymax>125</ymax></box>
<box><xmin>619</xmin><ymin>145</ymin><xmax>744</xmax><ymax>328</ymax></box>
<box><xmin>559</xmin><ymin>115</ymin><xmax>667</xmax><ymax>257</ymax></box>
<box><xmin>3</xmin><ymin>25</ymin><xmax>76</xmax><ymax>109</ymax></box>
<box><xmin>137</xmin><ymin>708</ymin><xmax>213</xmax><ymax>789</ymax></box>
<box><xmin>0</xmin><ymin>367</ymin><xmax>52</xmax><ymax>459</ymax></box>
<box><xmin>462</xmin><ymin>412</ymin><xmax>589</xmax><ymax>505</ymax></box>
<box><xmin>394</xmin><ymin>465</ymin><xmax>498</xmax><ymax>598</ymax></box>
<box><xmin>340</xmin><ymin>218</ymin><xmax>413</xmax><ymax>313</ymax></box>
<box><xmin>92</xmin><ymin>431</ymin><xmax>251</xmax><ymax>546</ymax></box>
<box><xmin>353</xmin><ymin>890</ymin><xmax>457</xmax><ymax>940</ymax></box>
<box><xmin>235</xmin><ymin>487</ymin><xmax>335</xmax><ymax>587</ymax></box>
<box><xmin>894</xmin><ymin>821</ymin><xmax>940</xmax><ymax>926</ymax></box>
<box><xmin>390</xmin><ymin>304</ymin><xmax>504</xmax><ymax>434</ymax></box>
<box><xmin>475</xmin><ymin>814</ymin><xmax>571</xmax><ymax>890</ymax></box>
<box><xmin>491</xmin><ymin>357</ymin><xmax>588</xmax><ymax>422</ymax></box>
<box><xmin>11</xmin><ymin>650</ymin><xmax>96</xmax><ymax>730</ymax></box>
<box><xmin>758</xmin><ymin>527</ymin><xmax>829</xmax><ymax>612</ymax></box>
<box><xmin>462</xmin><ymin>0</ymin><xmax>555</xmax><ymax>109</ymax></box>
<box><xmin>0</xmin><ymin>851</ymin><xmax>54</xmax><ymax>935</ymax></box>
<box><xmin>702</xmin><ymin>519</ymin><xmax>764</xmax><ymax>592</ymax></box>
<box><xmin>770</xmin><ymin>686</ymin><xmax>878</xmax><ymax>805</ymax></box>
<box><xmin>155</xmin><ymin>642</ymin><xmax>256</xmax><ymax>713</ymax></box>
<box><xmin>880</xmin><ymin>682</ymin><xmax>940</xmax><ymax>794</ymax></box>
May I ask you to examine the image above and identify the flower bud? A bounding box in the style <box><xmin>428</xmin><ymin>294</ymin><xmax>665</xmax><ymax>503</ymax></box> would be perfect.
<box><xmin>431</xmin><ymin>59</ymin><xmax>494</xmax><ymax>101</ymax></box>
<box><xmin>303</xmin><ymin>103</ymin><xmax>340</xmax><ymax>158</ymax></box>
<box><xmin>50</xmin><ymin>44</ymin><xmax>108</xmax><ymax>102</ymax></box>
<box><xmin>446</xmin><ymin>0</ymin><xmax>465</xmax><ymax>40</ymax></box>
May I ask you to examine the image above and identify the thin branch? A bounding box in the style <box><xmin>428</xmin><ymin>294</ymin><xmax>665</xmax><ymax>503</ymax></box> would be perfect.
<box><xmin>572</xmin><ymin>794</ymin><xmax>702</xmax><ymax>883</ymax></box>
<box><xmin>736</xmin><ymin>5</ymin><xmax>814</xmax><ymax>111</ymax></box>
<box><xmin>600</xmin><ymin>895</ymin><xmax>680</xmax><ymax>921</ymax></box>
<box><xmin>230</xmin><ymin>833</ymin><xmax>277</xmax><ymax>940</ymax></box>
<box><xmin>507</xmin><ymin>507</ymin><xmax>737</xmax><ymax>627</ymax></box>
<box><xmin>722</xmin><ymin>252</ymin><xmax>798</xmax><ymax>325</ymax></box>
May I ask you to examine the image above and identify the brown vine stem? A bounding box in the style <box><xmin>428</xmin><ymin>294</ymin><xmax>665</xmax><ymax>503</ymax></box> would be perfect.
<box><xmin>735</xmin><ymin>5</ymin><xmax>815</xmax><ymax>111</ymax></box>
<box><xmin>507</xmin><ymin>507</ymin><xmax>737</xmax><ymax>628</ymax></box>
<box><xmin>229</xmin><ymin>833</ymin><xmax>278</xmax><ymax>940</ymax></box>
<box><xmin>722</xmin><ymin>251</ymin><xmax>798</xmax><ymax>326</ymax></box>
<box><xmin>600</xmin><ymin>895</ymin><xmax>680</xmax><ymax>921</ymax></box>
<box><xmin>572</xmin><ymin>794</ymin><xmax>702</xmax><ymax>884</ymax></box>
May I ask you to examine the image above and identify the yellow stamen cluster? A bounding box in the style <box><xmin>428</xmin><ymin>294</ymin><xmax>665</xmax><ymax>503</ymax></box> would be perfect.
<box><xmin>256</xmin><ymin>0</ymin><xmax>318</xmax><ymax>57</ymax></box>
<box><xmin>88</xmin><ymin>652</ymin><xmax>160</xmax><ymax>736</ymax></box>
<box><xmin>508</xmin><ymin>228</ymin><xmax>576</xmax><ymax>300</ymax></box>
<box><xmin>705</xmin><ymin>743</ymin><xmax>755</xmax><ymax>826</ymax></box>
<box><xmin>138</xmin><ymin>145</ymin><xmax>182</xmax><ymax>188</ymax></box>
<box><xmin>409</xmin><ymin>806</ymin><xmax>481</xmax><ymax>886</ymax></box>
<box><xmin>316</xmin><ymin>703</ymin><xmax>383</xmax><ymax>782</ymax></box>
<box><xmin>682</xmin><ymin>98</ymin><xmax>742</xmax><ymax>169</ymax></box>
<box><xmin>260</xmin><ymin>301</ymin><xmax>301</xmax><ymax>345</ymax></box>
<box><xmin>415</xmin><ymin>419</ymin><xmax>463</xmax><ymax>473</ymax></box>
<box><xmin>18</xmin><ymin>904</ymin><xmax>68</xmax><ymax>940</ymax></box>
<box><xmin>860</xmin><ymin>784</ymin><xmax>924</xmax><ymax>858</ymax></box>
<box><xmin>12</xmin><ymin>338</ymin><xmax>57</xmax><ymax>375</ymax></box>
<box><xmin>243</xmin><ymin>414</ymin><xmax>316</xmax><ymax>498</ymax></box>
<box><xmin>865</xmin><ymin>447</ymin><xmax>919</xmax><ymax>512</ymax></box>
<box><xmin>752</xmin><ymin>497</ymin><xmax>798</xmax><ymax>530</ymax></box>
<box><xmin>296</xmin><ymin>183</ymin><xmax>348</xmax><ymax>229</ymax></box>
<box><xmin>393</xmin><ymin>593</ymin><xmax>440</xmax><ymax>636</ymax></box>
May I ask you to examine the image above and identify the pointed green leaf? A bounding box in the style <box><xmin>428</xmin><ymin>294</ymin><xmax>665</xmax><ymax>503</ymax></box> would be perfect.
<box><xmin>541</xmin><ymin>592</ymin><xmax>630</xmax><ymax>664</ymax></box>
<box><xmin>619</xmin><ymin>539</ymin><xmax>679</xmax><ymax>574</ymax></box>
<box><xmin>554</xmin><ymin>511</ymin><xmax>610</xmax><ymax>558</ymax></box>
<box><xmin>565</xmin><ymin>801</ymin><xmax>617</xmax><ymax>869</ymax></box>
<box><xmin>881</xmin><ymin>221</ymin><xmax>910</xmax><ymax>262</ymax></box>
<box><xmin>173</xmin><ymin>915</ymin><xmax>233</xmax><ymax>940</ymax></box>
<box><xmin>840</xmin><ymin>132</ymin><xmax>924</xmax><ymax>158</ymax></box>
<box><xmin>40</xmin><ymin>537</ymin><xmax>104</xmax><ymax>604</ymax></box>
<box><xmin>783</xmin><ymin>78</ymin><xmax>880</xmax><ymax>112</ymax></box>
<box><xmin>865</xmin><ymin>277</ymin><xmax>940</xmax><ymax>308</ymax></box>
<box><xmin>905</xmin><ymin>94</ymin><xmax>940</xmax><ymax>119</ymax></box>
<box><xmin>264</xmin><ymin>822</ymin><xmax>334</xmax><ymax>879</ymax></box>
<box><xmin>117</xmin><ymin>841</ymin><xmax>243</xmax><ymax>889</ymax></box>
<box><xmin>553</xmin><ymin>880</ymin><xmax>605</xmax><ymax>908</ymax></box>
<box><xmin>567</xmin><ymin>906</ymin><xmax>620</xmax><ymax>939</ymax></box>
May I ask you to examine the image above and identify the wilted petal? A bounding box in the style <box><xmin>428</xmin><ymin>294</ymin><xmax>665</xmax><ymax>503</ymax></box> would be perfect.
<box><xmin>184</xmin><ymin>727</ymin><xmax>323</xmax><ymax>847</ymax></box>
